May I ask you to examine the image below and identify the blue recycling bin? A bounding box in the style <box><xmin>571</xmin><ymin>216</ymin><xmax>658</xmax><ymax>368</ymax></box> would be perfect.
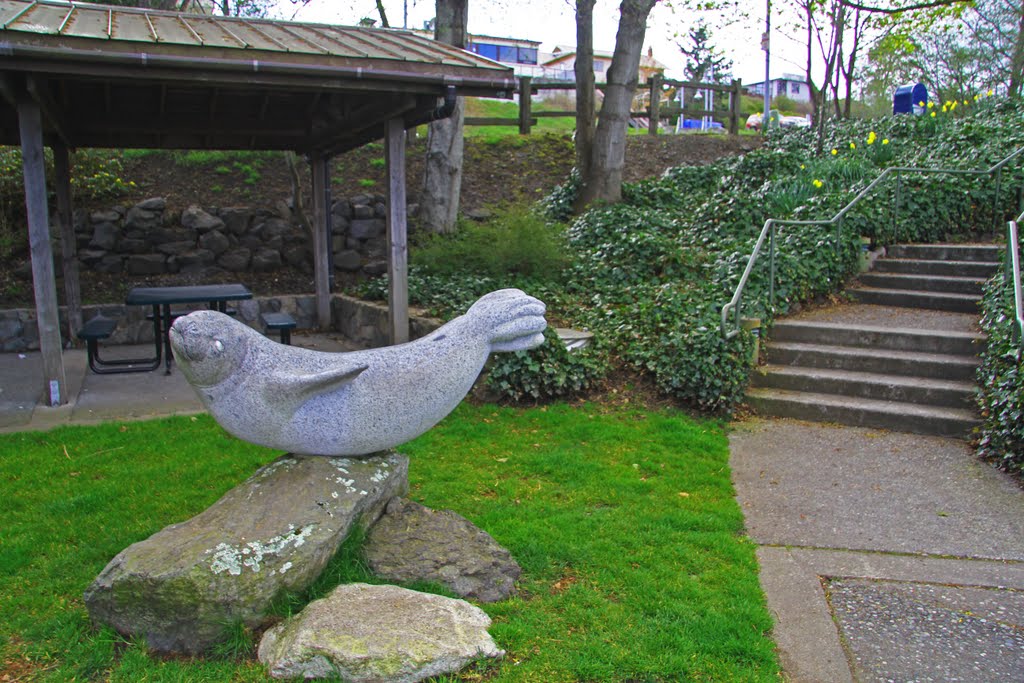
<box><xmin>893</xmin><ymin>83</ymin><xmax>928</xmax><ymax>115</ymax></box>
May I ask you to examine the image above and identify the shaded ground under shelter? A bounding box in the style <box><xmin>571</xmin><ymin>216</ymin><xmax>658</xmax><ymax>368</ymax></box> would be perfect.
<box><xmin>0</xmin><ymin>0</ymin><xmax>513</xmax><ymax>406</ymax></box>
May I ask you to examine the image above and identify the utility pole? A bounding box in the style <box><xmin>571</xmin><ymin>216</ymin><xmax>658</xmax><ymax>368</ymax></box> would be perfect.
<box><xmin>762</xmin><ymin>0</ymin><xmax>771</xmax><ymax>126</ymax></box>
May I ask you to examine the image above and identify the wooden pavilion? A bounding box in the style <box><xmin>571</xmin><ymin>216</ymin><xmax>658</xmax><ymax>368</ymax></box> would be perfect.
<box><xmin>0</xmin><ymin>0</ymin><xmax>513</xmax><ymax>406</ymax></box>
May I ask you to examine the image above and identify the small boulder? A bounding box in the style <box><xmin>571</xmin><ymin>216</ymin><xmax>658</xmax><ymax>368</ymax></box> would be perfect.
<box><xmin>252</xmin><ymin>248</ymin><xmax>282</xmax><ymax>272</ymax></box>
<box><xmin>349</xmin><ymin>218</ymin><xmax>385</xmax><ymax>241</ymax></box>
<box><xmin>258</xmin><ymin>583</ymin><xmax>503</xmax><ymax>682</ymax></box>
<box><xmin>136</xmin><ymin>197</ymin><xmax>167</xmax><ymax>211</ymax></box>
<box><xmin>84</xmin><ymin>453</ymin><xmax>409</xmax><ymax>654</ymax></box>
<box><xmin>333</xmin><ymin>249</ymin><xmax>362</xmax><ymax>272</ymax></box>
<box><xmin>218</xmin><ymin>207</ymin><xmax>252</xmax><ymax>236</ymax></box>
<box><xmin>89</xmin><ymin>222</ymin><xmax>119</xmax><ymax>251</ymax></box>
<box><xmin>364</xmin><ymin>498</ymin><xmax>520</xmax><ymax>602</ymax></box>
<box><xmin>218</xmin><ymin>247</ymin><xmax>252</xmax><ymax>272</ymax></box>
<box><xmin>181</xmin><ymin>205</ymin><xmax>225</xmax><ymax>233</ymax></box>
<box><xmin>124</xmin><ymin>206</ymin><xmax>162</xmax><ymax>232</ymax></box>
<box><xmin>198</xmin><ymin>229</ymin><xmax>231</xmax><ymax>256</ymax></box>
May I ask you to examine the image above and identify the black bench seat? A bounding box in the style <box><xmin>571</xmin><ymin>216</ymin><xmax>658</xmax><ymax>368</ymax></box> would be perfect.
<box><xmin>77</xmin><ymin>315</ymin><xmax>160</xmax><ymax>374</ymax></box>
<box><xmin>261</xmin><ymin>312</ymin><xmax>297</xmax><ymax>345</ymax></box>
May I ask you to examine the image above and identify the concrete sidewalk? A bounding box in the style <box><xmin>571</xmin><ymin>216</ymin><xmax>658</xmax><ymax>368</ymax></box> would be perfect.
<box><xmin>730</xmin><ymin>418</ymin><xmax>1024</xmax><ymax>682</ymax></box>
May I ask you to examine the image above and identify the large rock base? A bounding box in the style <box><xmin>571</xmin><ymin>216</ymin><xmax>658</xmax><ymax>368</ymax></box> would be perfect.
<box><xmin>84</xmin><ymin>452</ymin><xmax>408</xmax><ymax>654</ymax></box>
<box><xmin>258</xmin><ymin>583</ymin><xmax>503</xmax><ymax>682</ymax></box>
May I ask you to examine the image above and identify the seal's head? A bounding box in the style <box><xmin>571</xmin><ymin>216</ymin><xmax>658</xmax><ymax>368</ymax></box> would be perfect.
<box><xmin>169</xmin><ymin>310</ymin><xmax>251</xmax><ymax>388</ymax></box>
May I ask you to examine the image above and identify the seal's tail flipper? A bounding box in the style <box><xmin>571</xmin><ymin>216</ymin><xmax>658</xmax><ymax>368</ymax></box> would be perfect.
<box><xmin>465</xmin><ymin>289</ymin><xmax>548</xmax><ymax>353</ymax></box>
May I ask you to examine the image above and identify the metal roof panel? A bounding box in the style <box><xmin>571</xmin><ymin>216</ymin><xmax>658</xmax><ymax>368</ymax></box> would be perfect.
<box><xmin>0</xmin><ymin>0</ymin><xmax>510</xmax><ymax>72</ymax></box>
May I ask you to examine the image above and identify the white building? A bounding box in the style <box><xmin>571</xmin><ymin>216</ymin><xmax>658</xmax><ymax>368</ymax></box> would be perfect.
<box><xmin>746</xmin><ymin>74</ymin><xmax>812</xmax><ymax>103</ymax></box>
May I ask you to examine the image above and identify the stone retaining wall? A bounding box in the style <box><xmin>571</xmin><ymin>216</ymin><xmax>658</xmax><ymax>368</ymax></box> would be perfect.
<box><xmin>0</xmin><ymin>294</ymin><xmax>440</xmax><ymax>353</ymax></box>
<box><xmin>62</xmin><ymin>193</ymin><xmax>403</xmax><ymax>281</ymax></box>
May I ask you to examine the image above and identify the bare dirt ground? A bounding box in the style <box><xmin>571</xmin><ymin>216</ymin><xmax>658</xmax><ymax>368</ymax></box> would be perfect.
<box><xmin>1</xmin><ymin>133</ymin><xmax>759</xmax><ymax>308</ymax></box>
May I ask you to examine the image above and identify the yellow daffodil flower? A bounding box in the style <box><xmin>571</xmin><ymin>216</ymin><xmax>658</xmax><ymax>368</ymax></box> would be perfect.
<box><xmin>927</xmin><ymin>101</ymin><xmax>935</xmax><ymax>109</ymax></box>
<box><xmin>849</xmin><ymin>142</ymin><xmax>856</xmax><ymax>149</ymax></box>
<box><xmin>813</xmin><ymin>179</ymin><xmax>823</xmax><ymax>188</ymax></box>
<box><xmin>831</xmin><ymin>148</ymin><xmax>838</xmax><ymax>155</ymax></box>
<box><xmin>988</xmin><ymin>89</ymin><xmax>994</xmax><ymax>96</ymax></box>
<box><xmin>882</xmin><ymin>138</ymin><xmax>889</xmax><ymax>145</ymax></box>
<box><xmin>931</xmin><ymin>111</ymin><xmax>937</xmax><ymax>118</ymax></box>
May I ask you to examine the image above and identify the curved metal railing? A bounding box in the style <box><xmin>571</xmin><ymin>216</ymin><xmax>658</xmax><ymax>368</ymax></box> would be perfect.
<box><xmin>1006</xmin><ymin>214</ymin><xmax>1024</xmax><ymax>346</ymax></box>
<box><xmin>720</xmin><ymin>146</ymin><xmax>1024</xmax><ymax>339</ymax></box>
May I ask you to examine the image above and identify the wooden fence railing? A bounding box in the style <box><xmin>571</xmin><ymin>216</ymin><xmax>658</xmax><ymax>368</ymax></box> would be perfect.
<box><xmin>463</xmin><ymin>75</ymin><xmax>744</xmax><ymax>136</ymax></box>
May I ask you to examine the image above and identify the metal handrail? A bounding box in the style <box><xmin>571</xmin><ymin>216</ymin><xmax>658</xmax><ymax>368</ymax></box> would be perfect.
<box><xmin>1006</xmin><ymin>215</ymin><xmax>1024</xmax><ymax>346</ymax></box>
<box><xmin>721</xmin><ymin>146</ymin><xmax>1024</xmax><ymax>339</ymax></box>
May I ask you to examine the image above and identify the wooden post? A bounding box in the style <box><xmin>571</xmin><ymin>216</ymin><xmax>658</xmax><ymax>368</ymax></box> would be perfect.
<box><xmin>729</xmin><ymin>79</ymin><xmax>742</xmax><ymax>135</ymax></box>
<box><xmin>53</xmin><ymin>142</ymin><xmax>82</xmax><ymax>344</ymax></box>
<box><xmin>310</xmin><ymin>152</ymin><xmax>331</xmax><ymax>329</ymax></box>
<box><xmin>518</xmin><ymin>76</ymin><xmax>533</xmax><ymax>135</ymax></box>
<box><xmin>18</xmin><ymin>97</ymin><xmax>67</xmax><ymax>406</ymax></box>
<box><xmin>385</xmin><ymin>117</ymin><xmax>409</xmax><ymax>345</ymax></box>
<box><xmin>648</xmin><ymin>74</ymin><xmax>662</xmax><ymax>135</ymax></box>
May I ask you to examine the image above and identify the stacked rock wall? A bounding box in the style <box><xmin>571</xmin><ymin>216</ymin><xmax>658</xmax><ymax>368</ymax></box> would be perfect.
<box><xmin>73</xmin><ymin>194</ymin><xmax>395</xmax><ymax>279</ymax></box>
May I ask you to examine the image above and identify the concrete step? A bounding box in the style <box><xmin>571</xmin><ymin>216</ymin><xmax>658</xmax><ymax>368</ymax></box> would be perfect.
<box><xmin>886</xmin><ymin>244</ymin><xmax>1004</xmax><ymax>263</ymax></box>
<box><xmin>849</xmin><ymin>286</ymin><xmax>981</xmax><ymax>313</ymax></box>
<box><xmin>752</xmin><ymin>365</ymin><xmax>977</xmax><ymax>410</ymax></box>
<box><xmin>769</xmin><ymin>320</ymin><xmax>983</xmax><ymax>356</ymax></box>
<box><xmin>858</xmin><ymin>272</ymin><xmax>987</xmax><ymax>295</ymax></box>
<box><xmin>873</xmin><ymin>258</ymin><xmax>1000</xmax><ymax>278</ymax></box>
<box><xmin>765</xmin><ymin>342</ymin><xmax>980</xmax><ymax>381</ymax></box>
<box><xmin>746</xmin><ymin>388</ymin><xmax>979</xmax><ymax>438</ymax></box>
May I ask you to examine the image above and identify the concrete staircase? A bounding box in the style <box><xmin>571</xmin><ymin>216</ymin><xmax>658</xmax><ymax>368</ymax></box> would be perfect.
<box><xmin>747</xmin><ymin>244</ymin><xmax>1003</xmax><ymax>438</ymax></box>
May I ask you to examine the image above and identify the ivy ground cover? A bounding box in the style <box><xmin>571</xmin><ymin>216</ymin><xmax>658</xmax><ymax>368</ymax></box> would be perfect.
<box><xmin>0</xmin><ymin>405</ymin><xmax>778</xmax><ymax>682</ymax></box>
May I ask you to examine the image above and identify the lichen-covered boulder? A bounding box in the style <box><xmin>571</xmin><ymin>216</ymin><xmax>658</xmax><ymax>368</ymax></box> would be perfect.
<box><xmin>84</xmin><ymin>452</ymin><xmax>408</xmax><ymax>654</ymax></box>
<box><xmin>364</xmin><ymin>498</ymin><xmax>520</xmax><ymax>602</ymax></box>
<box><xmin>258</xmin><ymin>583</ymin><xmax>504</xmax><ymax>682</ymax></box>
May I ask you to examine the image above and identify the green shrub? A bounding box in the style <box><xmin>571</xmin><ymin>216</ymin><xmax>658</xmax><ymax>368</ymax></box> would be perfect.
<box><xmin>976</xmin><ymin>267</ymin><xmax>1024</xmax><ymax>475</ymax></box>
<box><xmin>413</xmin><ymin>206</ymin><xmax>568</xmax><ymax>280</ymax></box>
<box><xmin>485</xmin><ymin>327</ymin><xmax>608</xmax><ymax>402</ymax></box>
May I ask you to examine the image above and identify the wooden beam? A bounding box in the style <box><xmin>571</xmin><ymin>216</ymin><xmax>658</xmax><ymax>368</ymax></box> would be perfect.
<box><xmin>385</xmin><ymin>116</ymin><xmax>408</xmax><ymax>345</ymax></box>
<box><xmin>53</xmin><ymin>142</ymin><xmax>82</xmax><ymax>346</ymax></box>
<box><xmin>310</xmin><ymin>152</ymin><xmax>332</xmax><ymax>330</ymax></box>
<box><xmin>18</xmin><ymin>96</ymin><xmax>67</xmax><ymax>406</ymax></box>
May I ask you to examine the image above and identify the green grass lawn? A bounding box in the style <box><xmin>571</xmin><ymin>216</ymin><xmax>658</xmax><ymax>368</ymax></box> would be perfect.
<box><xmin>0</xmin><ymin>403</ymin><xmax>779</xmax><ymax>682</ymax></box>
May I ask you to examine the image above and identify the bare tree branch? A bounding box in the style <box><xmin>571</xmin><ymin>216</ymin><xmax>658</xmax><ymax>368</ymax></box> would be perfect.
<box><xmin>837</xmin><ymin>0</ymin><xmax>969</xmax><ymax>15</ymax></box>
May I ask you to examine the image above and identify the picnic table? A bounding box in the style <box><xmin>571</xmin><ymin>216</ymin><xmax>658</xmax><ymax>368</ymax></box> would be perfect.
<box><xmin>79</xmin><ymin>283</ymin><xmax>253</xmax><ymax>375</ymax></box>
<box><xmin>126</xmin><ymin>284</ymin><xmax>253</xmax><ymax>374</ymax></box>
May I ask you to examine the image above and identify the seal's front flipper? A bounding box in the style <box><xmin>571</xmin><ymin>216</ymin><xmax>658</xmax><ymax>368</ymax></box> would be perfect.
<box><xmin>269</xmin><ymin>363</ymin><xmax>369</xmax><ymax>407</ymax></box>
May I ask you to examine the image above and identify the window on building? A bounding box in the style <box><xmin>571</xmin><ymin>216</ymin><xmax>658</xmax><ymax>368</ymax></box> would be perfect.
<box><xmin>790</xmin><ymin>82</ymin><xmax>802</xmax><ymax>96</ymax></box>
<box><xmin>776</xmin><ymin>81</ymin><xmax>786</xmax><ymax>96</ymax></box>
<box><xmin>471</xmin><ymin>43</ymin><xmax>498</xmax><ymax>60</ymax></box>
<box><xmin>594</xmin><ymin>61</ymin><xmax>606</xmax><ymax>72</ymax></box>
<box><xmin>518</xmin><ymin>47</ymin><xmax>538</xmax><ymax>65</ymax></box>
<box><xmin>498</xmin><ymin>45</ymin><xmax>517</xmax><ymax>62</ymax></box>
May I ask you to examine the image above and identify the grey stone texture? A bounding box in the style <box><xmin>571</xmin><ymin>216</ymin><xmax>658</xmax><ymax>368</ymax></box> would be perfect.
<box><xmin>65</xmin><ymin>194</ymin><xmax>403</xmax><ymax>282</ymax></box>
<box><xmin>365</xmin><ymin>498</ymin><xmax>521</xmax><ymax>602</ymax></box>
<box><xmin>83</xmin><ymin>452</ymin><xmax>409</xmax><ymax>654</ymax></box>
<box><xmin>168</xmin><ymin>289</ymin><xmax>546</xmax><ymax>456</ymax></box>
<box><xmin>257</xmin><ymin>583</ymin><xmax>504</xmax><ymax>682</ymax></box>
<box><xmin>181</xmin><ymin>205</ymin><xmax>225</xmax><ymax>232</ymax></box>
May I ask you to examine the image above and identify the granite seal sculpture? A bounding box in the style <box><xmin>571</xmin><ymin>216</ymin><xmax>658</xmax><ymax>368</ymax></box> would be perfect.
<box><xmin>169</xmin><ymin>288</ymin><xmax>546</xmax><ymax>456</ymax></box>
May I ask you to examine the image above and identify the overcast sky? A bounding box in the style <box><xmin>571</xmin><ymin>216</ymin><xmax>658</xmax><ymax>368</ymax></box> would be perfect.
<box><xmin>270</xmin><ymin>0</ymin><xmax>813</xmax><ymax>84</ymax></box>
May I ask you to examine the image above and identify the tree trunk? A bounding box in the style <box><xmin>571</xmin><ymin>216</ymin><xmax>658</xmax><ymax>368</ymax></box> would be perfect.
<box><xmin>1009</xmin><ymin>4</ymin><xmax>1024</xmax><ymax>97</ymax></box>
<box><xmin>420</xmin><ymin>0</ymin><xmax>467</xmax><ymax>234</ymax></box>
<box><xmin>574</xmin><ymin>0</ymin><xmax>596</xmax><ymax>178</ymax></box>
<box><xmin>576</xmin><ymin>0</ymin><xmax>658</xmax><ymax>210</ymax></box>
